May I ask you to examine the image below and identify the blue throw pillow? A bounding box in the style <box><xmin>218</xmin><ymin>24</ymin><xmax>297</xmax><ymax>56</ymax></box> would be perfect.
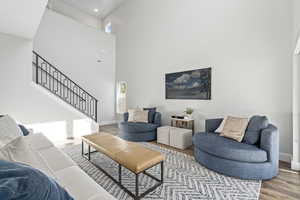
<box><xmin>143</xmin><ymin>107</ymin><xmax>157</xmax><ymax>123</ymax></box>
<box><xmin>18</xmin><ymin>125</ymin><xmax>30</xmax><ymax>136</ymax></box>
<box><xmin>0</xmin><ymin>160</ymin><xmax>74</xmax><ymax>200</ymax></box>
<box><xmin>243</xmin><ymin>116</ymin><xmax>269</xmax><ymax>145</ymax></box>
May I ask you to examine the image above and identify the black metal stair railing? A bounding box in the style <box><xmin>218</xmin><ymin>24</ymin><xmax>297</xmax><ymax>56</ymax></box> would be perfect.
<box><xmin>32</xmin><ymin>51</ymin><xmax>98</xmax><ymax>122</ymax></box>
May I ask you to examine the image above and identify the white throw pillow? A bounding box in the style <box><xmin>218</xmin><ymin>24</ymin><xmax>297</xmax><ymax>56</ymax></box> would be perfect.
<box><xmin>0</xmin><ymin>115</ymin><xmax>23</xmax><ymax>149</ymax></box>
<box><xmin>220</xmin><ymin>116</ymin><xmax>249</xmax><ymax>142</ymax></box>
<box><xmin>0</xmin><ymin>137</ymin><xmax>36</xmax><ymax>164</ymax></box>
<box><xmin>133</xmin><ymin>110</ymin><xmax>149</xmax><ymax>123</ymax></box>
<box><xmin>215</xmin><ymin>116</ymin><xmax>227</xmax><ymax>132</ymax></box>
<box><xmin>128</xmin><ymin>109</ymin><xmax>137</xmax><ymax>122</ymax></box>
<box><xmin>0</xmin><ymin>136</ymin><xmax>55</xmax><ymax>178</ymax></box>
<box><xmin>128</xmin><ymin>109</ymin><xmax>148</xmax><ymax>123</ymax></box>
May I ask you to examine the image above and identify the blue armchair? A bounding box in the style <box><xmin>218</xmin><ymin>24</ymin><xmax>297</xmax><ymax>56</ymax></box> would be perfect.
<box><xmin>119</xmin><ymin>112</ymin><xmax>161</xmax><ymax>142</ymax></box>
<box><xmin>193</xmin><ymin>116</ymin><xmax>279</xmax><ymax>180</ymax></box>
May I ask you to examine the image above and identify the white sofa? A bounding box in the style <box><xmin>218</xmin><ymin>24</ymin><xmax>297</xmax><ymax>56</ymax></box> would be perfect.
<box><xmin>20</xmin><ymin>133</ymin><xmax>116</xmax><ymax>200</ymax></box>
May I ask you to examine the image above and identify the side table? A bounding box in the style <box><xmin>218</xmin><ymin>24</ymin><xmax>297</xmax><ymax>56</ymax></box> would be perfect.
<box><xmin>171</xmin><ymin>118</ymin><xmax>194</xmax><ymax>134</ymax></box>
<box><xmin>157</xmin><ymin>126</ymin><xmax>192</xmax><ymax>150</ymax></box>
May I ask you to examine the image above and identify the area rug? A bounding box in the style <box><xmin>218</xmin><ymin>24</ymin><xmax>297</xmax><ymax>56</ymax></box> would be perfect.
<box><xmin>62</xmin><ymin>143</ymin><xmax>261</xmax><ymax>200</ymax></box>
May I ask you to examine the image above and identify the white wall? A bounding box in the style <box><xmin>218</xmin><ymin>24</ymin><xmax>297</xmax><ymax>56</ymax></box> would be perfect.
<box><xmin>292</xmin><ymin>0</ymin><xmax>300</xmax><ymax>170</ymax></box>
<box><xmin>0</xmin><ymin>32</ymin><xmax>86</xmax><ymax>140</ymax></box>
<box><xmin>34</xmin><ymin>9</ymin><xmax>116</xmax><ymax>125</ymax></box>
<box><xmin>0</xmin><ymin>0</ymin><xmax>48</xmax><ymax>39</ymax></box>
<box><xmin>107</xmin><ymin>0</ymin><xmax>293</xmax><ymax>158</ymax></box>
<box><xmin>0</xmin><ymin>9</ymin><xmax>115</xmax><ymax>143</ymax></box>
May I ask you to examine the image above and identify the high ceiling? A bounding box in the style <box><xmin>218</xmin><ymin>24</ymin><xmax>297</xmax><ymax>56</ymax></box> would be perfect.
<box><xmin>53</xmin><ymin>0</ymin><xmax>125</xmax><ymax>18</ymax></box>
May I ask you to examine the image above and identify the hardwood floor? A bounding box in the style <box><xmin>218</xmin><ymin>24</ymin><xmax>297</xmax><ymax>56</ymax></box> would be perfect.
<box><xmin>98</xmin><ymin>124</ymin><xmax>300</xmax><ymax>200</ymax></box>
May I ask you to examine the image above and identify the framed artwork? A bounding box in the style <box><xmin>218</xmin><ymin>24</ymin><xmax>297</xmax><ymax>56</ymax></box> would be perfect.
<box><xmin>165</xmin><ymin>68</ymin><xmax>211</xmax><ymax>100</ymax></box>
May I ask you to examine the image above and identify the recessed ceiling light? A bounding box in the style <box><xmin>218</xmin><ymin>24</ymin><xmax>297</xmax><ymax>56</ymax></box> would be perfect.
<box><xmin>93</xmin><ymin>8</ymin><xmax>99</xmax><ymax>13</ymax></box>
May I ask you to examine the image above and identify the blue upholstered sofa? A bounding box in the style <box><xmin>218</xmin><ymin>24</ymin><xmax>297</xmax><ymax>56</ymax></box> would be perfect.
<box><xmin>119</xmin><ymin>112</ymin><xmax>161</xmax><ymax>142</ymax></box>
<box><xmin>193</xmin><ymin>116</ymin><xmax>279</xmax><ymax>180</ymax></box>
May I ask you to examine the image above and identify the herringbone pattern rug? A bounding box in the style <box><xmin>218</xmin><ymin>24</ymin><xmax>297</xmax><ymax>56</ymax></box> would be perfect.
<box><xmin>62</xmin><ymin>143</ymin><xmax>261</xmax><ymax>200</ymax></box>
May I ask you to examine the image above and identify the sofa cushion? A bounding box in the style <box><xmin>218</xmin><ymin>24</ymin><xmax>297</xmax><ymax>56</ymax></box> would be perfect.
<box><xmin>119</xmin><ymin>122</ymin><xmax>159</xmax><ymax>133</ymax></box>
<box><xmin>193</xmin><ymin>133</ymin><xmax>267</xmax><ymax>163</ymax></box>
<box><xmin>23</xmin><ymin>133</ymin><xmax>54</xmax><ymax>151</ymax></box>
<box><xmin>38</xmin><ymin>147</ymin><xmax>76</xmax><ymax>172</ymax></box>
<box><xmin>55</xmin><ymin>166</ymin><xmax>115</xmax><ymax>200</ymax></box>
<box><xmin>0</xmin><ymin>160</ymin><xmax>74</xmax><ymax>200</ymax></box>
<box><xmin>243</xmin><ymin>116</ymin><xmax>269</xmax><ymax>145</ymax></box>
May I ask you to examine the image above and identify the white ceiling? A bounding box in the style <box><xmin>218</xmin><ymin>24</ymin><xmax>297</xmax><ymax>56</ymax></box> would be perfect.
<box><xmin>53</xmin><ymin>0</ymin><xmax>125</xmax><ymax>19</ymax></box>
<box><xmin>0</xmin><ymin>0</ymin><xmax>48</xmax><ymax>39</ymax></box>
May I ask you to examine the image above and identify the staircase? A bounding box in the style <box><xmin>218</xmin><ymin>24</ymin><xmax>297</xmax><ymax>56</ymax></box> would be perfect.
<box><xmin>32</xmin><ymin>51</ymin><xmax>98</xmax><ymax>122</ymax></box>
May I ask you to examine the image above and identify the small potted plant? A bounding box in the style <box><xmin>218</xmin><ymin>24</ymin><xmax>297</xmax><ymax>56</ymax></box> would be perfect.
<box><xmin>184</xmin><ymin>108</ymin><xmax>194</xmax><ymax>119</ymax></box>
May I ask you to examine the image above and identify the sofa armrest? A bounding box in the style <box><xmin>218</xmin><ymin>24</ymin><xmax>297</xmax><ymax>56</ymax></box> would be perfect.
<box><xmin>205</xmin><ymin>118</ymin><xmax>223</xmax><ymax>132</ymax></box>
<box><xmin>123</xmin><ymin>112</ymin><xmax>129</xmax><ymax>122</ymax></box>
<box><xmin>154</xmin><ymin>112</ymin><xmax>161</xmax><ymax>126</ymax></box>
<box><xmin>260</xmin><ymin>124</ymin><xmax>279</xmax><ymax>164</ymax></box>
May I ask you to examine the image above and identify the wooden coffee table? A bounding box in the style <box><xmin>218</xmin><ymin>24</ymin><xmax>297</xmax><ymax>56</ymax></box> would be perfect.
<box><xmin>82</xmin><ymin>133</ymin><xmax>165</xmax><ymax>200</ymax></box>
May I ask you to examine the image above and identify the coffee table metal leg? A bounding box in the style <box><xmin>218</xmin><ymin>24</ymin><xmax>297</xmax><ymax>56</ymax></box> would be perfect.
<box><xmin>161</xmin><ymin>161</ymin><xmax>164</xmax><ymax>182</ymax></box>
<box><xmin>136</xmin><ymin>174</ymin><xmax>139</xmax><ymax>198</ymax></box>
<box><xmin>88</xmin><ymin>145</ymin><xmax>91</xmax><ymax>160</ymax></box>
<box><xmin>81</xmin><ymin>141</ymin><xmax>84</xmax><ymax>156</ymax></box>
<box><xmin>119</xmin><ymin>164</ymin><xmax>122</xmax><ymax>184</ymax></box>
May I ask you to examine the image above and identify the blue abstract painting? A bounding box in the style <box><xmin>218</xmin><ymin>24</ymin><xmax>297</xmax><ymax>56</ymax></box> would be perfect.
<box><xmin>165</xmin><ymin>68</ymin><xmax>211</xmax><ymax>100</ymax></box>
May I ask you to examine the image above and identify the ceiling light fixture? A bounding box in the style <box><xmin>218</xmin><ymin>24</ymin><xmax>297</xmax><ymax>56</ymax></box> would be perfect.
<box><xmin>93</xmin><ymin>8</ymin><xmax>99</xmax><ymax>13</ymax></box>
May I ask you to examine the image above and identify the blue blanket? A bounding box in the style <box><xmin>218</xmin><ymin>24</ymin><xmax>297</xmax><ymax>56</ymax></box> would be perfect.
<box><xmin>0</xmin><ymin>160</ymin><xmax>74</xmax><ymax>200</ymax></box>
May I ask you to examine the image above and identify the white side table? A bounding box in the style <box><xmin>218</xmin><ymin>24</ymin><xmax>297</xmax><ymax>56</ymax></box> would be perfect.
<box><xmin>157</xmin><ymin>126</ymin><xmax>192</xmax><ymax>150</ymax></box>
<box><xmin>170</xmin><ymin>127</ymin><xmax>193</xmax><ymax>150</ymax></box>
<box><xmin>157</xmin><ymin>126</ymin><xmax>170</xmax><ymax>145</ymax></box>
<box><xmin>171</xmin><ymin>118</ymin><xmax>194</xmax><ymax>134</ymax></box>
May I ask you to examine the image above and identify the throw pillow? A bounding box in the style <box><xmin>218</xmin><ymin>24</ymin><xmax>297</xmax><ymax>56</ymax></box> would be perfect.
<box><xmin>0</xmin><ymin>136</ymin><xmax>55</xmax><ymax>178</ymax></box>
<box><xmin>143</xmin><ymin>107</ymin><xmax>157</xmax><ymax>123</ymax></box>
<box><xmin>243</xmin><ymin>115</ymin><xmax>269</xmax><ymax>145</ymax></box>
<box><xmin>0</xmin><ymin>137</ymin><xmax>38</xmax><ymax>166</ymax></box>
<box><xmin>18</xmin><ymin>125</ymin><xmax>30</xmax><ymax>136</ymax></box>
<box><xmin>220</xmin><ymin>116</ymin><xmax>249</xmax><ymax>142</ymax></box>
<box><xmin>0</xmin><ymin>160</ymin><xmax>74</xmax><ymax>200</ymax></box>
<box><xmin>0</xmin><ymin>115</ymin><xmax>30</xmax><ymax>136</ymax></box>
<box><xmin>128</xmin><ymin>109</ymin><xmax>140</xmax><ymax>122</ymax></box>
<box><xmin>215</xmin><ymin>116</ymin><xmax>227</xmax><ymax>132</ymax></box>
<box><xmin>128</xmin><ymin>109</ymin><xmax>149</xmax><ymax>123</ymax></box>
<box><xmin>133</xmin><ymin>110</ymin><xmax>149</xmax><ymax>123</ymax></box>
<box><xmin>0</xmin><ymin>115</ymin><xmax>23</xmax><ymax>148</ymax></box>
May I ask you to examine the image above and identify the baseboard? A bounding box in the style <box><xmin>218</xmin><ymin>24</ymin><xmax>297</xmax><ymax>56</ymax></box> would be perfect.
<box><xmin>291</xmin><ymin>160</ymin><xmax>300</xmax><ymax>170</ymax></box>
<box><xmin>99</xmin><ymin>120</ymin><xmax>117</xmax><ymax>126</ymax></box>
<box><xmin>279</xmin><ymin>152</ymin><xmax>292</xmax><ymax>163</ymax></box>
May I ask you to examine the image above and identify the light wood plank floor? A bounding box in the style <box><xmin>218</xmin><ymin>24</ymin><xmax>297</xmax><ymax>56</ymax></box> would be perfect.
<box><xmin>63</xmin><ymin>124</ymin><xmax>299</xmax><ymax>200</ymax></box>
